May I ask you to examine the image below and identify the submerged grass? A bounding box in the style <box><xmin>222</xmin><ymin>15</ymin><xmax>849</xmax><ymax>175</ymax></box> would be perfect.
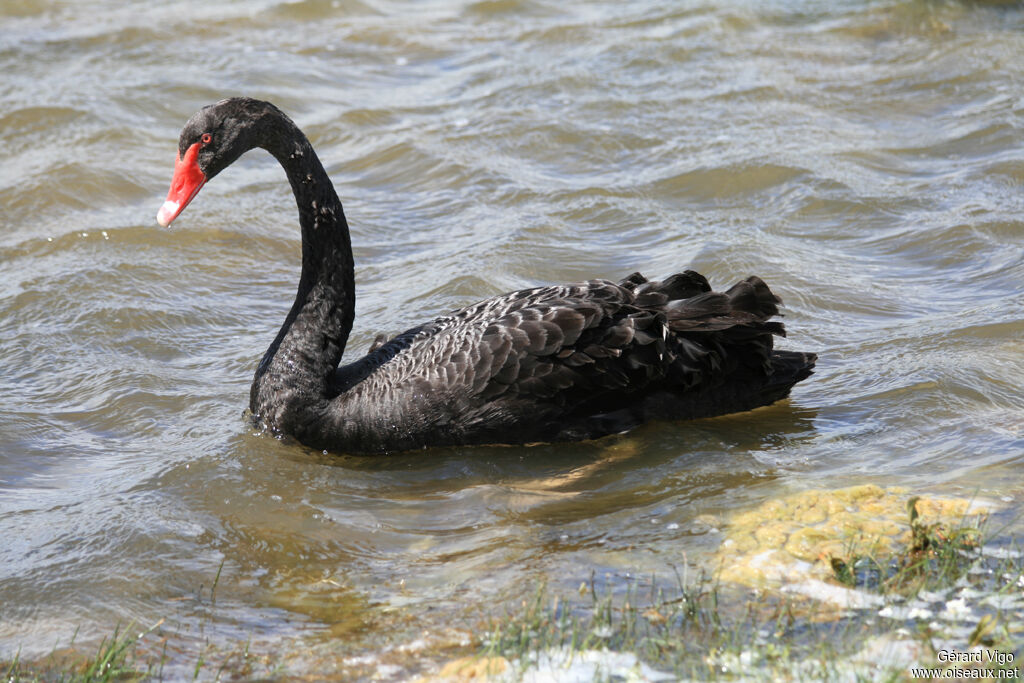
<box><xmin>4</xmin><ymin>505</ymin><xmax>1022</xmax><ymax>681</ymax></box>
<box><xmin>3</xmin><ymin>621</ymin><xmax>160</xmax><ymax>683</ymax></box>
<box><xmin>482</xmin><ymin>571</ymin><xmax>863</xmax><ymax>679</ymax></box>
<box><xmin>484</xmin><ymin>568</ymin><xmax>729</xmax><ymax>674</ymax></box>
<box><xmin>829</xmin><ymin>496</ymin><xmax>986</xmax><ymax>597</ymax></box>
<box><xmin>479</xmin><ymin>507</ymin><xmax>1024</xmax><ymax>681</ymax></box>
<box><xmin>2</xmin><ymin>623</ymin><xmax>279</xmax><ymax>683</ymax></box>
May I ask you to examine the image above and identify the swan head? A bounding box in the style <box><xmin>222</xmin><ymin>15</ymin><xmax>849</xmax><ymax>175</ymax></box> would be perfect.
<box><xmin>157</xmin><ymin>98</ymin><xmax>287</xmax><ymax>227</ymax></box>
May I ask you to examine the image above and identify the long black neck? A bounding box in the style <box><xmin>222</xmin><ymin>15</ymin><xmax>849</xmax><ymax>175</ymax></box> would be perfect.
<box><xmin>248</xmin><ymin>113</ymin><xmax>355</xmax><ymax>432</ymax></box>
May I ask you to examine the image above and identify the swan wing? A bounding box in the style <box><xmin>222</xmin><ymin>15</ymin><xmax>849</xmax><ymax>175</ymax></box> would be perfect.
<box><xmin>349</xmin><ymin>272</ymin><xmax>782</xmax><ymax>405</ymax></box>
<box><xmin>325</xmin><ymin>272</ymin><xmax>795</xmax><ymax>448</ymax></box>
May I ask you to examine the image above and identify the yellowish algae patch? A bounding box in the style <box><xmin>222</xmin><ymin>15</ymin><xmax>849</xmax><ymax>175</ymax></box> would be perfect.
<box><xmin>715</xmin><ymin>484</ymin><xmax>989</xmax><ymax>592</ymax></box>
<box><xmin>421</xmin><ymin>655</ymin><xmax>510</xmax><ymax>681</ymax></box>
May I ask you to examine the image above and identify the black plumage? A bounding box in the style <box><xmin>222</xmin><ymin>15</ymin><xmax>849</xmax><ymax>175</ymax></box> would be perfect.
<box><xmin>157</xmin><ymin>98</ymin><xmax>816</xmax><ymax>454</ymax></box>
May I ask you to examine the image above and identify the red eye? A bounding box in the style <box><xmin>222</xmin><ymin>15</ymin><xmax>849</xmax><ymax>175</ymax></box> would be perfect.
<box><xmin>201</xmin><ymin>133</ymin><xmax>212</xmax><ymax>144</ymax></box>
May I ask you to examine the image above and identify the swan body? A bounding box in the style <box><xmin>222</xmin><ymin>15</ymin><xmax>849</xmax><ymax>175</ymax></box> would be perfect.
<box><xmin>157</xmin><ymin>98</ymin><xmax>815</xmax><ymax>454</ymax></box>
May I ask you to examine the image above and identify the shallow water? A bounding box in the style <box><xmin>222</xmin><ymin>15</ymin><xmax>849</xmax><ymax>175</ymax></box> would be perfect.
<box><xmin>1</xmin><ymin>0</ymin><xmax>1023</xmax><ymax>672</ymax></box>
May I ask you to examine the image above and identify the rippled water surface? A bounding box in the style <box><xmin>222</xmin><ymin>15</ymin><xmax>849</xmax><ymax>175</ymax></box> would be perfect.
<box><xmin>2</xmin><ymin>0</ymin><xmax>1023</xmax><ymax>674</ymax></box>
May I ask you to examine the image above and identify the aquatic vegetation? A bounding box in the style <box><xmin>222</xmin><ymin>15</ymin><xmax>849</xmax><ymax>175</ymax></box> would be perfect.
<box><xmin>3</xmin><ymin>622</ymin><xmax>158</xmax><ymax>683</ymax></box>
<box><xmin>830</xmin><ymin>494</ymin><xmax>986</xmax><ymax>596</ymax></box>
<box><xmin>708</xmin><ymin>485</ymin><xmax>987</xmax><ymax>598</ymax></box>
<box><xmin>4</xmin><ymin>487</ymin><xmax>1021</xmax><ymax>681</ymax></box>
<box><xmin>459</xmin><ymin>487</ymin><xmax>1020</xmax><ymax>681</ymax></box>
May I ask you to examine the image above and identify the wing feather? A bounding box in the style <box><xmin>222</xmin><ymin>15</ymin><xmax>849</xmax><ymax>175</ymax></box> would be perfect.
<box><xmin>331</xmin><ymin>271</ymin><xmax>796</xmax><ymax>445</ymax></box>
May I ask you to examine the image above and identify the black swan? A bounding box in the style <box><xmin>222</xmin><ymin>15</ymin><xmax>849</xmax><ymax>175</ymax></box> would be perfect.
<box><xmin>156</xmin><ymin>98</ymin><xmax>816</xmax><ymax>454</ymax></box>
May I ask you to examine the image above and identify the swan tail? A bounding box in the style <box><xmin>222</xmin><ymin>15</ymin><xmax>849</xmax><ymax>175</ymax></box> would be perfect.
<box><xmin>622</xmin><ymin>271</ymin><xmax>815</xmax><ymax>412</ymax></box>
<box><xmin>704</xmin><ymin>348</ymin><xmax>817</xmax><ymax>413</ymax></box>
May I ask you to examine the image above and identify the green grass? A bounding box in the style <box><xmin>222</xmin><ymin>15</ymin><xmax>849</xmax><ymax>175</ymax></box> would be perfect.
<box><xmin>484</xmin><ymin>568</ymin><xmax>728</xmax><ymax>671</ymax></box>
<box><xmin>829</xmin><ymin>496</ymin><xmax>987</xmax><ymax>597</ymax></box>
<box><xmin>1</xmin><ymin>621</ymin><xmax>280</xmax><ymax>683</ymax></box>
<box><xmin>481</xmin><ymin>509</ymin><xmax>1024</xmax><ymax>681</ymax></box>
<box><xmin>4</xmin><ymin>509</ymin><xmax>1022</xmax><ymax>681</ymax></box>
<box><xmin>482</xmin><ymin>571</ymin><xmax>866</xmax><ymax>679</ymax></box>
<box><xmin>3</xmin><ymin>621</ymin><xmax>161</xmax><ymax>683</ymax></box>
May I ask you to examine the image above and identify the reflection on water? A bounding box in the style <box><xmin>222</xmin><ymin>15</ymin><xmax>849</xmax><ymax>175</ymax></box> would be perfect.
<box><xmin>1</xmin><ymin>0</ymin><xmax>1022</xmax><ymax>671</ymax></box>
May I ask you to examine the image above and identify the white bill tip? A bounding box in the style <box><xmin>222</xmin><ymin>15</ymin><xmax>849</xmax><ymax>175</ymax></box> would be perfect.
<box><xmin>156</xmin><ymin>200</ymin><xmax>180</xmax><ymax>227</ymax></box>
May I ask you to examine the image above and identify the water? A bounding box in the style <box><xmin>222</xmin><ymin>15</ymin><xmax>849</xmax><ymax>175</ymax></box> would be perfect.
<box><xmin>1</xmin><ymin>0</ymin><xmax>1023</xmax><ymax>673</ymax></box>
